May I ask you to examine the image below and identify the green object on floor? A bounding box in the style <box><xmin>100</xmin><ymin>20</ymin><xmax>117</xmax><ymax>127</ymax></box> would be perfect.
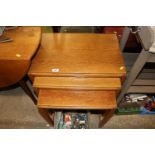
<box><xmin>116</xmin><ymin>107</ymin><xmax>141</xmax><ymax>115</ymax></box>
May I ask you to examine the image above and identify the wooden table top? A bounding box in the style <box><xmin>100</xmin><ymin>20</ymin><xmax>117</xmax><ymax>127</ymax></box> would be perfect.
<box><xmin>28</xmin><ymin>33</ymin><xmax>126</xmax><ymax>78</ymax></box>
<box><xmin>0</xmin><ymin>27</ymin><xmax>41</xmax><ymax>60</ymax></box>
<box><xmin>33</xmin><ymin>77</ymin><xmax>121</xmax><ymax>90</ymax></box>
<box><xmin>38</xmin><ymin>89</ymin><xmax>117</xmax><ymax>109</ymax></box>
<box><xmin>0</xmin><ymin>27</ymin><xmax>41</xmax><ymax>88</ymax></box>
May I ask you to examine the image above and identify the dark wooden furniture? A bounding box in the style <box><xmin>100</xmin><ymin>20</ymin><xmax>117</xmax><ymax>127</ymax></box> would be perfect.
<box><xmin>28</xmin><ymin>33</ymin><xmax>126</xmax><ymax>128</ymax></box>
<box><xmin>0</xmin><ymin>27</ymin><xmax>41</xmax><ymax>103</ymax></box>
<box><xmin>102</xmin><ymin>26</ymin><xmax>142</xmax><ymax>52</ymax></box>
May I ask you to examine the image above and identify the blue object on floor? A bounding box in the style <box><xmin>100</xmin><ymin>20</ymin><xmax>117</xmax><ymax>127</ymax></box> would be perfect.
<box><xmin>140</xmin><ymin>108</ymin><xmax>155</xmax><ymax>115</ymax></box>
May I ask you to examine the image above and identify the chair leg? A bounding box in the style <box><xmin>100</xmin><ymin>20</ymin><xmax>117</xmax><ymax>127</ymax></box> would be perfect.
<box><xmin>19</xmin><ymin>79</ymin><xmax>37</xmax><ymax>104</ymax></box>
<box><xmin>117</xmin><ymin>50</ymin><xmax>151</xmax><ymax>104</ymax></box>
<box><xmin>99</xmin><ymin>109</ymin><xmax>115</xmax><ymax>128</ymax></box>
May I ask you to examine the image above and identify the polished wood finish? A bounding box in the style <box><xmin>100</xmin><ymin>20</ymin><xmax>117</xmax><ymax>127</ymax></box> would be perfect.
<box><xmin>28</xmin><ymin>33</ymin><xmax>126</xmax><ymax>78</ymax></box>
<box><xmin>33</xmin><ymin>77</ymin><xmax>121</xmax><ymax>90</ymax></box>
<box><xmin>38</xmin><ymin>89</ymin><xmax>116</xmax><ymax>110</ymax></box>
<box><xmin>0</xmin><ymin>27</ymin><xmax>41</xmax><ymax>88</ymax></box>
<box><xmin>28</xmin><ymin>33</ymin><xmax>126</xmax><ymax>127</ymax></box>
<box><xmin>0</xmin><ymin>60</ymin><xmax>29</xmax><ymax>87</ymax></box>
<box><xmin>0</xmin><ymin>27</ymin><xmax>41</xmax><ymax>60</ymax></box>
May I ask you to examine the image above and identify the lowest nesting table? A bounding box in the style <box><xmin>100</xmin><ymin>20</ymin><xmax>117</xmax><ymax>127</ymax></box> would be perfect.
<box><xmin>28</xmin><ymin>33</ymin><xmax>126</xmax><ymax>128</ymax></box>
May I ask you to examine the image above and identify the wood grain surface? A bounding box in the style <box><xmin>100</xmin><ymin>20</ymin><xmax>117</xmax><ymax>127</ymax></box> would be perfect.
<box><xmin>38</xmin><ymin>89</ymin><xmax>117</xmax><ymax>109</ymax></box>
<box><xmin>0</xmin><ymin>27</ymin><xmax>41</xmax><ymax>60</ymax></box>
<box><xmin>0</xmin><ymin>27</ymin><xmax>41</xmax><ymax>88</ymax></box>
<box><xmin>33</xmin><ymin>77</ymin><xmax>121</xmax><ymax>90</ymax></box>
<box><xmin>28</xmin><ymin>33</ymin><xmax>126</xmax><ymax>78</ymax></box>
<box><xmin>0</xmin><ymin>60</ymin><xmax>29</xmax><ymax>87</ymax></box>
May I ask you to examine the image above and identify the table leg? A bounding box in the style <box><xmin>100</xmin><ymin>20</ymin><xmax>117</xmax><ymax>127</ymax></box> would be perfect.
<box><xmin>38</xmin><ymin>108</ymin><xmax>54</xmax><ymax>127</ymax></box>
<box><xmin>19</xmin><ymin>79</ymin><xmax>37</xmax><ymax>104</ymax></box>
<box><xmin>99</xmin><ymin>109</ymin><xmax>115</xmax><ymax>128</ymax></box>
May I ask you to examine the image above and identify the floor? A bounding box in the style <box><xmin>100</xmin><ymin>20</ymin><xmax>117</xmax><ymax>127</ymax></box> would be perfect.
<box><xmin>0</xmin><ymin>84</ymin><xmax>155</xmax><ymax>129</ymax></box>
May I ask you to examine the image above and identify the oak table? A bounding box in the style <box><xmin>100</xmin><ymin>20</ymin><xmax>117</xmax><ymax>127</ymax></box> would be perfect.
<box><xmin>0</xmin><ymin>26</ymin><xmax>41</xmax><ymax>103</ymax></box>
<box><xmin>28</xmin><ymin>33</ymin><xmax>126</xmax><ymax>128</ymax></box>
